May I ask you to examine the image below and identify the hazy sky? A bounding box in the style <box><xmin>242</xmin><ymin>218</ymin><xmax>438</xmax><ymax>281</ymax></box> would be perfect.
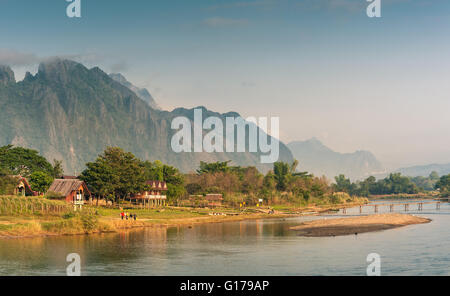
<box><xmin>1</xmin><ymin>0</ymin><xmax>449</xmax><ymax>169</ymax></box>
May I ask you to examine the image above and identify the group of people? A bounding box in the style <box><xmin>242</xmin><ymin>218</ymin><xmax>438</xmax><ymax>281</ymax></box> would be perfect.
<box><xmin>120</xmin><ymin>211</ymin><xmax>137</xmax><ymax>221</ymax></box>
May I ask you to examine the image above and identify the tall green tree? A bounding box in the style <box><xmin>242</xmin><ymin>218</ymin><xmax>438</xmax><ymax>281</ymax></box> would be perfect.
<box><xmin>273</xmin><ymin>161</ymin><xmax>290</xmax><ymax>191</ymax></box>
<box><xmin>197</xmin><ymin>161</ymin><xmax>232</xmax><ymax>174</ymax></box>
<box><xmin>162</xmin><ymin>164</ymin><xmax>185</xmax><ymax>201</ymax></box>
<box><xmin>0</xmin><ymin>145</ymin><xmax>54</xmax><ymax>177</ymax></box>
<box><xmin>435</xmin><ymin>174</ymin><xmax>450</xmax><ymax>197</ymax></box>
<box><xmin>0</xmin><ymin>169</ymin><xmax>17</xmax><ymax>195</ymax></box>
<box><xmin>80</xmin><ymin>159</ymin><xmax>115</xmax><ymax>203</ymax></box>
<box><xmin>142</xmin><ymin>160</ymin><xmax>164</xmax><ymax>181</ymax></box>
<box><xmin>80</xmin><ymin>147</ymin><xmax>146</xmax><ymax>203</ymax></box>
<box><xmin>52</xmin><ymin>159</ymin><xmax>64</xmax><ymax>178</ymax></box>
<box><xmin>333</xmin><ymin>174</ymin><xmax>354</xmax><ymax>193</ymax></box>
<box><xmin>29</xmin><ymin>171</ymin><xmax>53</xmax><ymax>193</ymax></box>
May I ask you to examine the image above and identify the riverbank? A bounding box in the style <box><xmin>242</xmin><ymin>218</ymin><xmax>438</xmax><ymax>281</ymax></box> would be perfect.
<box><xmin>0</xmin><ymin>208</ymin><xmax>300</xmax><ymax>239</ymax></box>
<box><xmin>0</xmin><ymin>212</ymin><xmax>282</xmax><ymax>239</ymax></box>
<box><xmin>290</xmin><ymin>213</ymin><xmax>431</xmax><ymax>237</ymax></box>
<box><xmin>368</xmin><ymin>193</ymin><xmax>438</xmax><ymax>200</ymax></box>
<box><xmin>0</xmin><ymin>201</ymin><xmax>367</xmax><ymax>239</ymax></box>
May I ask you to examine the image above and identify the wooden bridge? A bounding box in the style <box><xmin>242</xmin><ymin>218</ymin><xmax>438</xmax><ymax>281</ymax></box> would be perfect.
<box><xmin>341</xmin><ymin>199</ymin><xmax>448</xmax><ymax>214</ymax></box>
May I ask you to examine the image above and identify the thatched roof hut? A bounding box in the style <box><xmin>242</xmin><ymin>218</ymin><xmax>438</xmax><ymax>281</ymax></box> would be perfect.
<box><xmin>13</xmin><ymin>176</ymin><xmax>38</xmax><ymax>196</ymax></box>
<box><xmin>48</xmin><ymin>179</ymin><xmax>91</xmax><ymax>203</ymax></box>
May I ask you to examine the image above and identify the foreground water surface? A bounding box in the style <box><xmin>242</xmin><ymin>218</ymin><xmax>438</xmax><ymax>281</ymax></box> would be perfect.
<box><xmin>0</xmin><ymin>201</ymin><xmax>449</xmax><ymax>276</ymax></box>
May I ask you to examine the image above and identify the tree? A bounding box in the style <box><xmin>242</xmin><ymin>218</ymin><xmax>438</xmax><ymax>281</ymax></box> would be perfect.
<box><xmin>142</xmin><ymin>160</ymin><xmax>164</xmax><ymax>181</ymax></box>
<box><xmin>435</xmin><ymin>174</ymin><xmax>450</xmax><ymax>197</ymax></box>
<box><xmin>273</xmin><ymin>160</ymin><xmax>311</xmax><ymax>192</ymax></box>
<box><xmin>263</xmin><ymin>172</ymin><xmax>276</xmax><ymax>191</ymax></box>
<box><xmin>0</xmin><ymin>169</ymin><xmax>17</xmax><ymax>195</ymax></box>
<box><xmin>197</xmin><ymin>161</ymin><xmax>232</xmax><ymax>174</ymax></box>
<box><xmin>333</xmin><ymin>175</ymin><xmax>354</xmax><ymax>193</ymax></box>
<box><xmin>80</xmin><ymin>158</ymin><xmax>115</xmax><ymax>204</ymax></box>
<box><xmin>410</xmin><ymin>172</ymin><xmax>439</xmax><ymax>192</ymax></box>
<box><xmin>80</xmin><ymin>147</ymin><xmax>146</xmax><ymax>203</ymax></box>
<box><xmin>273</xmin><ymin>161</ymin><xmax>290</xmax><ymax>191</ymax></box>
<box><xmin>52</xmin><ymin>159</ymin><xmax>64</xmax><ymax>178</ymax></box>
<box><xmin>29</xmin><ymin>171</ymin><xmax>53</xmax><ymax>193</ymax></box>
<box><xmin>430</xmin><ymin>171</ymin><xmax>440</xmax><ymax>181</ymax></box>
<box><xmin>162</xmin><ymin>164</ymin><xmax>185</xmax><ymax>201</ymax></box>
<box><xmin>0</xmin><ymin>145</ymin><xmax>54</xmax><ymax>177</ymax></box>
<box><xmin>356</xmin><ymin>176</ymin><xmax>377</xmax><ymax>197</ymax></box>
<box><xmin>363</xmin><ymin>173</ymin><xmax>418</xmax><ymax>195</ymax></box>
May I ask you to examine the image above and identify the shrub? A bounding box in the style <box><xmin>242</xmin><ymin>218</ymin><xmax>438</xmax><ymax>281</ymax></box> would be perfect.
<box><xmin>80</xmin><ymin>211</ymin><xmax>98</xmax><ymax>232</ymax></box>
<box><xmin>330</xmin><ymin>192</ymin><xmax>351</xmax><ymax>204</ymax></box>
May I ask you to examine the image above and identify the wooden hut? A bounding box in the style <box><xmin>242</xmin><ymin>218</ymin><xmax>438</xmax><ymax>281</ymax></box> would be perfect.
<box><xmin>47</xmin><ymin>179</ymin><xmax>91</xmax><ymax>205</ymax></box>
<box><xmin>14</xmin><ymin>176</ymin><xmax>38</xmax><ymax>196</ymax></box>
<box><xmin>205</xmin><ymin>194</ymin><xmax>223</xmax><ymax>207</ymax></box>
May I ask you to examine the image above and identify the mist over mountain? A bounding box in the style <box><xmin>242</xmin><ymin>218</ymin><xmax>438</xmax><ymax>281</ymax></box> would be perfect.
<box><xmin>287</xmin><ymin>138</ymin><xmax>385</xmax><ymax>181</ymax></box>
<box><xmin>109</xmin><ymin>73</ymin><xmax>161</xmax><ymax>110</ymax></box>
<box><xmin>0</xmin><ymin>59</ymin><xmax>293</xmax><ymax>174</ymax></box>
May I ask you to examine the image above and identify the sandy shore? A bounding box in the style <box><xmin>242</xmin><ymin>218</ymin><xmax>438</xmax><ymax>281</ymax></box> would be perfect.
<box><xmin>290</xmin><ymin>213</ymin><xmax>431</xmax><ymax>237</ymax></box>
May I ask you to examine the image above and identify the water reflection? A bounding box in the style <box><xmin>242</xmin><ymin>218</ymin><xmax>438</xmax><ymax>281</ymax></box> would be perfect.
<box><xmin>0</xmin><ymin>202</ymin><xmax>449</xmax><ymax>275</ymax></box>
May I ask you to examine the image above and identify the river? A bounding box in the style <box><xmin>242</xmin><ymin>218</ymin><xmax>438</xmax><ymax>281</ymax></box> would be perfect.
<box><xmin>0</xmin><ymin>201</ymin><xmax>449</xmax><ymax>276</ymax></box>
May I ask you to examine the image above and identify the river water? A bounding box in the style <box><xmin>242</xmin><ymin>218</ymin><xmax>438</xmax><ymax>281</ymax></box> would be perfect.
<box><xmin>0</xmin><ymin>201</ymin><xmax>449</xmax><ymax>276</ymax></box>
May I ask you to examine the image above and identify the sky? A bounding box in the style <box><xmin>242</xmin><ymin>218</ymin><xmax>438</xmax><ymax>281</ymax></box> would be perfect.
<box><xmin>1</xmin><ymin>0</ymin><xmax>450</xmax><ymax>169</ymax></box>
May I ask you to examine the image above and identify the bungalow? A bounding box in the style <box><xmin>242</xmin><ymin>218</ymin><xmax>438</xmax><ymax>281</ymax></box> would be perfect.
<box><xmin>14</xmin><ymin>176</ymin><xmax>38</xmax><ymax>196</ymax></box>
<box><xmin>188</xmin><ymin>194</ymin><xmax>224</xmax><ymax>208</ymax></box>
<box><xmin>205</xmin><ymin>194</ymin><xmax>223</xmax><ymax>207</ymax></box>
<box><xmin>47</xmin><ymin>179</ymin><xmax>91</xmax><ymax>207</ymax></box>
<box><xmin>130</xmin><ymin>180</ymin><xmax>168</xmax><ymax>208</ymax></box>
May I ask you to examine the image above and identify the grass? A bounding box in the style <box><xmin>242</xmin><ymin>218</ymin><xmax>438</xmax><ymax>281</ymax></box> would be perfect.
<box><xmin>0</xmin><ymin>195</ymin><xmax>70</xmax><ymax>216</ymax></box>
<box><xmin>93</xmin><ymin>206</ymin><xmax>207</xmax><ymax>220</ymax></box>
<box><xmin>0</xmin><ymin>194</ymin><xmax>369</xmax><ymax>239</ymax></box>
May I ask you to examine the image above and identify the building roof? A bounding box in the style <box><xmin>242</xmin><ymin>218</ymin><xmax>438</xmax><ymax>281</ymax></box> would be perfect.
<box><xmin>145</xmin><ymin>180</ymin><xmax>168</xmax><ymax>191</ymax></box>
<box><xmin>12</xmin><ymin>176</ymin><xmax>38</xmax><ymax>195</ymax></box>
<box><xmin>48</xmin><ymin>179</ymin><xmax>91</xmax><ymax>197</ymax></box>
<box><xmin>60</xmin><ymin>175</ymin><xmax>79</xmax><ymax>179</ymax></box>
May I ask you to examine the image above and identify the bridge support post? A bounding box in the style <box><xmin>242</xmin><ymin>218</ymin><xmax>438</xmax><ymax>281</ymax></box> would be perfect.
<box><xmin>390</xmin><ymin>204</ymin><xmax>394</xmax><ymax>212</ymax></box>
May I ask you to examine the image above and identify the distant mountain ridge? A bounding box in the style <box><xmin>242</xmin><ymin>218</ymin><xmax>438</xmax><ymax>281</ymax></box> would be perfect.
<box><xmin>394</xmin><ymin>163</ymin><xmax>450</xmax><ymax>177</ymax></box>
<box><xmin>109</xmin><ymin>73</ymin><xmax>161</xmax><ymax>110</ymax></box>
<box><xmin>0</xmin><ymin>59</ymin><xmax>293</xmax><ymax>174</ymax></box>
<box><xmin>287</xmin><ymin>138</ymin><xmax>384</xmax><ymax>181</ymax></box>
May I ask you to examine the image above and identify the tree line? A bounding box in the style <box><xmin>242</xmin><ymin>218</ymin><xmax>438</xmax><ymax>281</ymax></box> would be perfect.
<box><xmin>186</xmin><ymin>160</ymin><xmax>334</xmax><ymax>205</ymax></box>
<box><xmin>0</xmin><ymin>145</ymin><xmax>63</xmax><ymax>194</ymax></box>
<box><xmin>1</xmin><ymin>145</ymin><xmax>449</xmax><ymax>203</ymax></box>
<box><xmin>79</xmin><ymin>147</ymin><xmax>185</xmax><ymax>204</ymax></box>
<box><xmin>333</xmin><ymin>171</ymin><xmax>446</xmax><ymax>197</ymax></box>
